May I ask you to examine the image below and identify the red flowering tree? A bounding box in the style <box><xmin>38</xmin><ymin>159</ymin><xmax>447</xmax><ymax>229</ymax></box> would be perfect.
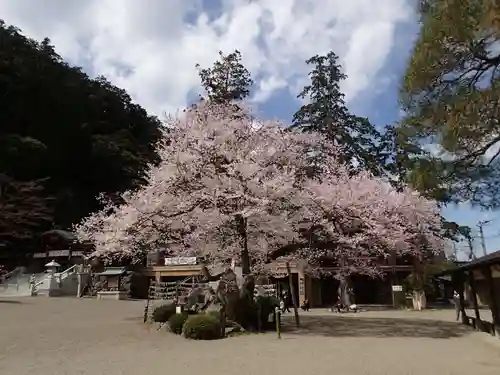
<box><xmin>75</xmin><ymin>103</ymin><xmax>444</xmax><ymax>281</ymax></box>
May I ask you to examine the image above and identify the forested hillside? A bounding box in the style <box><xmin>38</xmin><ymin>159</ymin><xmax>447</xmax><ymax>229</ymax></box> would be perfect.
<box><xmin>0</xmin><ymin>21</ymin><xmax>162</xmax><ymax>260</ymax></box>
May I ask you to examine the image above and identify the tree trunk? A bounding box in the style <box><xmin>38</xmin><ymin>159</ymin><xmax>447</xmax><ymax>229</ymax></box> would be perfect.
<box><xmin>286</xmin><ymin>262</ymin><xmax>300</xmax><ymax>327</ymax></box>
<box><xmin>236</xmin><ymin>215</ymin><xmax>251</xmax><ymax>276</ymax></box>
<box><xmin>412</xmin><ymin>290</ymin><xmax>427</xmax><ymax>310</ymax></box>
<box><xmin>410</xmin><ymin>258</ymin><xmax>426</xmax><ymax>310</ymax></box>
<box><xmin>338</xmin><ymin>276</ymin><xmax>351</xmax><ymax>307</ymax></box>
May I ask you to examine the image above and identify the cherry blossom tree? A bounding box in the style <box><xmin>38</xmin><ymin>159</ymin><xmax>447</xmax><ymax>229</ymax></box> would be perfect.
<box><xmin>75</xmin><ymin>103</ymin><xmax>319</xmax><ymax>273</ymax></box>
<box><xmin>75</xmin><ymin>102</ymin><xmax>444</xmax><ymax>282</ymax></box>
<box><xmin>292</xmin><ymin>170</ymin><xmax>443</xmax><ymax>275</ymax></box>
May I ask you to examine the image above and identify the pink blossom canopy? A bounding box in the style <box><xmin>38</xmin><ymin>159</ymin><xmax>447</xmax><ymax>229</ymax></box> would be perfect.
<box><xmin>75</xmin><ymin>103</ymin><xmax>444</xmax><ymax>274</ymax></box>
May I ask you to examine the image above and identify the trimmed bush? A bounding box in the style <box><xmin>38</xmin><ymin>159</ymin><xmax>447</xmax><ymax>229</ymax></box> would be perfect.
<box><xmin>255</xmin><ymin>296</ymin><xmax>278</xmax><ymax>330</ymax></box>
<box><xmin>182</xmin><ymin>314</ymin><xmax>223</xmax><ymax>340</ymax></box>
<box><xmin>168</xmin><ymin>313</ymin><xmax>188</xmax><ymax>334</ymax></box>
<box><xmin>206</xmin><ymin>310</ymin><xmax>221</xmax><ymax>320</ymax></box>
<box><xmin>152</xmin><ymin>303</ymin><xmax>176</xmax><ymax>323</ymax></box>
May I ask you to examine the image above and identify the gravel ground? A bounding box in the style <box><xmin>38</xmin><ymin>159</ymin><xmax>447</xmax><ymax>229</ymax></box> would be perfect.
<box><xmin>1</xmin><ymin>297</ymin><xmax>499</xmax><ymax>375</ymax></box>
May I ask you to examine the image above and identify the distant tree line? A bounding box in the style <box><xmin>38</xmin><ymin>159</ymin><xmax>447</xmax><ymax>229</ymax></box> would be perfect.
<box><xmin>0</xmin><ymin>20</ymin><xmax>162</xmax><ymax>261</ymax></box>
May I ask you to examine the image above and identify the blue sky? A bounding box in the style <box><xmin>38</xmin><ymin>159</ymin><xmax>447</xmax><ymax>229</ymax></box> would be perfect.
<box><xmin>1</xmin><ymin>0</ymin><xmax>498</xmax><ymax>257</ymax></box>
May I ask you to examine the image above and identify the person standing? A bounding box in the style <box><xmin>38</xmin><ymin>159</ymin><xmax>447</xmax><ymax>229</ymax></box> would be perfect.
<box><xmin>29</xmin><ymin>273</ymin><xmax>36</xmax><ymax>296</ymax></box>
<box><xmin>453</xmin><ymin>290</ymin><xmax>461</xmax><ymax>321</ymax></box>
<box><xmin>301</xmin><ymin>298</ymin><xmax>310</xmax><ymax>311</ymax></box>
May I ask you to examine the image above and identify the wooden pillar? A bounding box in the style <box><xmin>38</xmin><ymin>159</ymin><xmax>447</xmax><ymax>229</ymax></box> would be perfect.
<box><xmin>468</xmin><ymin>270</ymin><xmax>482</xmax><ymax>329</ymax></box>
<box><xmin>482</xmin><ymin>265</ymin><xmax>499</xmax><ymax>335</ymax></box>
<box><xmin>286</xmin><ymin>262</ymin><xmax>300</xmax><ymax>327</ymax></box>
<box><xmin>453</xmin><ymin>271</ymin><xmax>468</xmax><ymax>325</ymax></box>
<box><xmin>312</xmin><ymin>277</ymin><xmax>322</xmax><ymax>307</ymax></box>
<box><xmin>155</xmin><ymin>272</ymin><xmax>161</xmax><ymax>283</ymax></box>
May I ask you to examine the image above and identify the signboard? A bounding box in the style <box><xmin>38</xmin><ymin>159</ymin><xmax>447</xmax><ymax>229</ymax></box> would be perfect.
<box><xmin>392</xmin><ymin>285</ymin><xmax>403</xmax><ymax>292</ymax></box>
<box><xmin>33</xmin><ymin>250</ymin><xmax>84</xmax><ymax>258</ymax></box>
<box><xmin>255</xmin><ymin>284</ymin><xmax>277</xmax><ymax>297</ymax></box>
<box><xmin>164</xmin><ymin>257</ymin><xmax>198</xmax><ymax>266</ymax></box>
<box><xmin>271</xmin><ymin>272</ymin><xmax>288</xmax><ymax>279</ymax></box>
<box><xmin>299</xmin><ymin>278</ymin><xmax>305</xmax><ymax>295</ymax></box>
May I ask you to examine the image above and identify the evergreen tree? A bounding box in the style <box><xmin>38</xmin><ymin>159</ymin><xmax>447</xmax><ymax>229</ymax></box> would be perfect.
<box><xmin>291</xmin><ymin>52</ymin><xmax>385</xmax><ymax>177</ymax></box>
<box><xmin>196</xmin><ymin>50</ymin><xmax>253</xmax><ymax>104</ymax></box>
<box><xmin>0</xmin><ymin>21</ymin><xmax>162</xmax><ymax>255</ymax></box>
<box><xmin>0</xmin><ymin>175</ymin><xmax>53</xmax><ymax>249</ymax></box>
<box><xmin>398</xmin><ymin>0</ymin><xmax>500</xmax><ymax>209</ymax></box>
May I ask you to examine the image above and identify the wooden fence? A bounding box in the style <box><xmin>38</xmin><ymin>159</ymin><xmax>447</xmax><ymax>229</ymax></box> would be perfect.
<box><xmin>143</xmin><ymin>277</ymin><xmax>279</xmax><ymax>323</ymax></box>
<box><xmin>143</xmin><ymin>276</ymin><xmax>207</xmax><ymax>322</ymax></box>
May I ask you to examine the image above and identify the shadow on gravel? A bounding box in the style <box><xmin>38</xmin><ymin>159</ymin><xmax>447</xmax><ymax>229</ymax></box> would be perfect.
<box><xmin>281</xmin><ymin>315</ymin><xmax>472</xmax><ymax>339</ymax></box>
<box><xmin>0</xmin><ymin>299</ymin><xmax>23</xmax><ymax>304</ymax></box>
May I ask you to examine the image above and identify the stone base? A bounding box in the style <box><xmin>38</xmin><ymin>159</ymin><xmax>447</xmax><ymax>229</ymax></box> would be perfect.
<box><xmin>97</xmin><ymin>291</ymin><xmax>128</xmax><ymax>300</ymax></box>
<box><xmin>36</xmin><ymin>288</ymin><xmax>63</xmax><ymax>297</ymax></box>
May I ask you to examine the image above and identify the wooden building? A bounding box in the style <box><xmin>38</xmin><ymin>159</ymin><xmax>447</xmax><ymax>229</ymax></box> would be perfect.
<box><xmin>144</xmin><ymin>252</ymin><xmax>415</xmax><ymax>307</ymax></box>
<box><xmin>442</xmin><ymin>250</ymin><xmax>500</xmax><ymax>338</ymax></box>
<box><xmin>31</xmin><ymin>230</ymin><xmax>92</xmax><ymax>271</ymax></box>
<box><xmin>94</xmin><ymin>267</ymin><xmax>128</xmax><ymax>300</ymax></box>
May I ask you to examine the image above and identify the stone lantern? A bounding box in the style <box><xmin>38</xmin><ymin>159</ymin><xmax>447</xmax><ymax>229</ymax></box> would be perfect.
<box><xmin>45</xmin><ymin>259</ymin><xmax>60</xmax><ymax>274</ymax></box>
<box><xmin>44</xmin><ymin>259</ymin><xmax>61</xmax><ymax>296</ymax></box>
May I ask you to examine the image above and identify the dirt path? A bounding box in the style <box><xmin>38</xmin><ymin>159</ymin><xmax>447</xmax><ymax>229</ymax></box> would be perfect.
<box><xmin>1</xmin><ymin>298</ymin><xmax>499</xmax><ymax>375</ymax></box>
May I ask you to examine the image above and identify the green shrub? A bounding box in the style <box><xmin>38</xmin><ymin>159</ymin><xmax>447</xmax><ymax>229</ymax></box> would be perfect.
<box><xmin>206</xmin><ymin>310</ymin><xmax>221</xmax><ymax>320</ymax></box>
<box><xmin>256</xmin><ymin>296</ymin><xmax>277</xmax><ymax>328</ymax></box>
<box><xmin>152</xmin><ymin>303</ymin><xmax>176</xmax><ymax>323</ymax></box>
<box><xmin>168</xmin><ymin>313</ymin><xmax>188</xmax><ymax>334</ymax></box>
<box><xmin>182</xmin><ymin>314</ymin><xmax>223</xmax><ymax>340</ymax></box>
<box><xmin>232</xmin><ymin>297</ymin><xmax>258</xmax><ymax>329</ymax></box>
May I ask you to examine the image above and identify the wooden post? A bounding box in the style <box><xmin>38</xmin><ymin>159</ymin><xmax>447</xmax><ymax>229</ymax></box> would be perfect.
<box><xmin>275</xmin><ymin>307</ymin><xmax>281</xmax><ymax>339</ymax></box>
<box><xmin>453</xmin><ymin>272</ymin><xmax>468</xmax><ymax>325</ymax></box>
<box><xmin>144</xmin><ymin>281</ymin><xmax>152</xmax><ymax>323</ymax></box>
<box><xmin>391</xmin><ymin>269</ymin><xmax>396</xmax><ymax>308</ymax></box>
<box><xmin>482</xmin><ymin>265</ymin><xmax>499</xmax><ymax>335</ymax></box>
<box><xmin>286</xmin><ymin>262</ymin><xmax>300</xmax><ymax>327</ymax></box>
<box><xmin>175</xmin><ymin>281</ymin><xmax>180</xmax><ymax>304</ymax></box>
<box><xmin>468</xmin><ymin>270</ymin><xmax>481</xmax><ymax>330</ymax></box>
<box><xmin>219</xmin><ymin>307</ymin><xmax>226</xmax><ymax>338</ymax></box>
<box><xmin>257</xmin><ymin>300</ymin><xmax>262</xmax><ymax>332</ymax></box>
<box><xmin>77</xmin><ymin>273</ymin><xmax>82</xmax><ymax>298</ymax></box>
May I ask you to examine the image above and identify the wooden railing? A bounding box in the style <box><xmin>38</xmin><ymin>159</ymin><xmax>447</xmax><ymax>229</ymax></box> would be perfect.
<box><xmin>55</xmin><ymin>264</ymin><xmax>78</xmax><ymax>283</ymax></box>
<box><xmin>0</xmin><ymin>267</ymin><xmax>25</xmax><ymax>284</ymax></box>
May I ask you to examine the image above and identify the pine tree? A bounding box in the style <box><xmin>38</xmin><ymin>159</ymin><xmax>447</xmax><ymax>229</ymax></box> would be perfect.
<box><xmin>291</xmin><ymin>52</ymin><xmax>384</xmax><ymax>177</ymax></box>
<box><xmin>398</xmin><ymin>0</ymin><xmax>500</xmax><ymax>208</ymax></box>
<box><xmin>196</xmin><ymin>50</ymin><xmax>253</xmax><ymax>104</ymax></box>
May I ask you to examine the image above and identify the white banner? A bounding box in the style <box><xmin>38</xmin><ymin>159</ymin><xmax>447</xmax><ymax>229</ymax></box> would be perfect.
<box><xmin>164</xmin><ymin>257</ymin><xmax>198</xmax><ymax>266</ymax></box>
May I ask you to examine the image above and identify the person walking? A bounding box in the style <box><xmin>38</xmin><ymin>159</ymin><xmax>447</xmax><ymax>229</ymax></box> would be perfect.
<box><xmin>282</xmin><ymin>291</ymin><xmax>291</xmax><ymax>313</ymax></box>
<box><xmin>453</xmin><ymin>290</ymin><xmax>461</xmax><ymax>321</ymax></box>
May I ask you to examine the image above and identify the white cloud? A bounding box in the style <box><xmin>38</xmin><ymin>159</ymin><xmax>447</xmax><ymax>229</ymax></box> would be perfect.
<box><xmin>0</xmin><ymin>0</ymin><xmax>414</xmax><ymax>117</ymax></box>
